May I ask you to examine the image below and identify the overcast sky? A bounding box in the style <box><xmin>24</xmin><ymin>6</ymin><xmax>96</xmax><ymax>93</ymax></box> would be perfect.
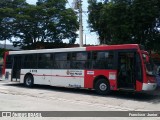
<box><xmin>26</xmin><ymin>0</ymin><xmax>99</xmax><ymax>45</ymax></box>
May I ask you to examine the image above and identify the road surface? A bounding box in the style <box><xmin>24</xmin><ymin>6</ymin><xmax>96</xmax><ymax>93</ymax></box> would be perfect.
<box><xmin>0</xmin><ymin>80</ymin><xmax>160</xmax><ymax>120</ymax></box>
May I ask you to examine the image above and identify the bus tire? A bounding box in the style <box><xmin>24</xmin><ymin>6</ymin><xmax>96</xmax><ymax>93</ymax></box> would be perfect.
<box><xmin>24</xmin><ymin>75</ymin><xmax>34</xmax><ymax>87</ymax></box>
<box><xmin>95</xmin><ymin>78</ymin><xmax>110</xmax><ymax>95</ymax></box>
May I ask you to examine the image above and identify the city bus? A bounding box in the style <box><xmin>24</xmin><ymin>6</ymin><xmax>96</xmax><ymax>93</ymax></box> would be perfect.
<box><xmin>1</xmin><ymin>44</ymin><xmax>157</xmax><ymax>95</ymax></box>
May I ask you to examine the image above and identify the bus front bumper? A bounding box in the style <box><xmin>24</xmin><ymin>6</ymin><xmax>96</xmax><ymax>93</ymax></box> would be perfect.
<box><xmin>142</xmin><ymin>83</ymin><xmax>157</xmax><ymax>91</ymax></box>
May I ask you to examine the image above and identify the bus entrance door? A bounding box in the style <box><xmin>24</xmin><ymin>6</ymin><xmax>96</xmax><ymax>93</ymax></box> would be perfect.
<box><xmin>117</xmin><ymin>52</ymin><xmax>136</xmax><ymax>90</ymax></box>
<box><xmin>11</xmin><ymin>56</ymin><xmax>21</xmax><ymax>82</ymax></box>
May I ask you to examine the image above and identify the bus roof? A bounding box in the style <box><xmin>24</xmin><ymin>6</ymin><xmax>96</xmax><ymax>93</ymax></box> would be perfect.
<box><xmin>9</xmin><ymin>47</ymin><xmax>86</xmax><ymax>55</ymax></box>
<box><xmin>8</xmin><ymin>44</ymin><xmax>140</xmax><ymax>55</ymax></box>
<box><xmin>86</xmin><ymin>44</ymin><xmax>140</xmax><ymax>51</ymax></box>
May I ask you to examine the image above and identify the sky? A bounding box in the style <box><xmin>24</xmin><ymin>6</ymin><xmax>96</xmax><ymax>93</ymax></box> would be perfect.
<box><xmin>25</xmin><ymin>0</ymin><xmax>99</xmax><ymax>45</ymax></box>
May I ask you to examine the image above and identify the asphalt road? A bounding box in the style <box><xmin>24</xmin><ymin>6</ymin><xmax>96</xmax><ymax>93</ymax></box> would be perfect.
<box><xmin>0</xmin><ymin>80</ymin><xmax>160</xmax><ymax>120</ymax></box>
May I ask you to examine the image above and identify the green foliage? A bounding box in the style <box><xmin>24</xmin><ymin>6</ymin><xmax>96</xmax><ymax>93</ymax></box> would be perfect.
<box><xmin>88</xmin><ymin>0</ymin><xmax>160</xmax><ymax>51</ymax></box>
<box><xmin>0</xmin><ymin>48</ymin><xmax>7</xmax><ymax>56</ymax></box>
<box><xmin>0</xmin><ymin>0</ymin><xmax>78</xmax><ymax>49</ymax></box>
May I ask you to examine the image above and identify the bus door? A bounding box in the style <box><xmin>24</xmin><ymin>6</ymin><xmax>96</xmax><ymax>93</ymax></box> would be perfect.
<box><xmin>11</xmin><ymin>55</ymin><xmax>21</xmax><ymax>81</ymax></box>
<box><xmin>117</xmin><ymin>51</ymin><xmax>136</xmax><ymax>90</ymax></box>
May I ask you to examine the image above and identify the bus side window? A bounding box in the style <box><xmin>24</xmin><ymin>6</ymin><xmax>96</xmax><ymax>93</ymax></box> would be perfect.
<box><xmin>54</xmin><ymin>53</ymin><xmax>70</xmax><ymax>69</ymax></box>
<box><xmin>71</xmin><ymin>52</ymin><xmax>88</xmax><ymax>69</ymax></box>
<box><xmin>24</xmin><ymin>54</ymin><xmax>37</xmax><ymax>69</ymax></box>
<box><xmin>38</xmin><ymin>53</ymin><xmax>52</xmax><ymax>69</ymax></box>
<box><xmin>92</xmin><ymin>51</ymin><xmax>114</xmax><ymax>69</ymax></box>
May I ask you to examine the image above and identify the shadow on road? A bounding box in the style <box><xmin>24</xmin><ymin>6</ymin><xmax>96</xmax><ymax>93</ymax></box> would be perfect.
<box><xmin>3</xmin><ymin>82</ymin><xmax>160</xmax><ymax>104</ymax></box>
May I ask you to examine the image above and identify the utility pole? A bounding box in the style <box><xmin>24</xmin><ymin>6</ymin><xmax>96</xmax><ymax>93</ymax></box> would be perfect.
<box><xmin>85</xmin><ymin>34</ymin><xmax>87</xmax><ymax>45</ymax></box>
<box><xmin>79</xmin><ymin>0</ymin><xmax>83</xmax><ymax>47</ymax></box>
<box><xmin>73</xmin><ymin>0</ymin><xmax>83</xmax><ymax>47</ymax></box>
<box><xmin>4</xmin><ymin>39</ymin><xmax>6</xmax><ymax>49</ymax></box>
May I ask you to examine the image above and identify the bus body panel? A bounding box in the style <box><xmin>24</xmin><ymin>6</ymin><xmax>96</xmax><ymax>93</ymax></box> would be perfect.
<box><xmin>84</xmin><ymin>70</ymin><xmax>117</xmax><ymax>90</ymax></box>
<box><xmin>136</xmin><ymin>81</ymin><xmax>143</xmax><ymax>91</ymax></box>
<box><xmin>20</xmin><ymin>69</ymin><xmax>84</xmax><ymax>87</ymax></box>
<box><xmin>86</xmin><ymin>44</ymin><xmax>139</xmax><ymax>51</ymax></box>
<box><xmin>9</xmin><ymin>47</ymin><xmax>86</xmax><ymax>55</ymax></box>
<box><xmin>50</xmin><ymin>69</ymin><xmax>84</xmax><ymax>88</ymax></box>
<box><xmin>20</xmin><ymin>69</ymin><xmax>52</xmax><ymax>85</ymax></box>
<box><xmin>1</xmin><ymin>52</ymin><xmax>9</xmax><ymax>80</ymax></box>
<box><xmin>142</xmin><ymin>83</ymin><xmax>157</xmax><ymax>91</ymax></box>
<box><xmin>34</xmin><ymin>69</ymin><xmax>51</xmax><ymax>85</ymax></box>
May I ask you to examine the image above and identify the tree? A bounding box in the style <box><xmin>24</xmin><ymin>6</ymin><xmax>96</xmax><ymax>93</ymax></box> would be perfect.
<box><xmin>88</xmin><ymin>0</ymin><xmax>160</xmax><ymax>51</ymax></box>
<box><xmin>12</xmin><ymin>0</ymin><xmax>78</xmax><ymax>49</ymax></box>
<box><xmin>0</xmin><ymin>7</ymin><xmax>14</xmax><ymax>43</ymax></box>
<box><xmin>0</xmin><ymin>0</ymin><xmax>28</xmax><ymax>46</ymax></box>
<box><xmin>0</xmin><ymin>0</ymin><xmax>79</xmax><ymax>49</ymax></box>
<box><xmin>88</xmin><ymin>0</ymin><xmax>102</xmax><ymax>42</ymax></box>
<box><xmin>130</xmin><ymin>0</ymin><xmax>160</xmax><ymax>51</ymax></box>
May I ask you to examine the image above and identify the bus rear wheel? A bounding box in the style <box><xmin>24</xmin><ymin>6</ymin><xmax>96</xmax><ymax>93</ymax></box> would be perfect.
<box><xmin>95</xmin><ymin>79</ymin><xmax>110</xmax><ymax>95</ymax></box>
<box><xmin>24</xmin><ymin>75</ymin><xmax>34</xmax><ymax>87</ymax></box>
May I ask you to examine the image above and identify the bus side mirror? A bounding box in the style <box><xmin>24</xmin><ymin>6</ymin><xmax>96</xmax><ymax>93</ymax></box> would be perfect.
<box><xmin>142</xmin><ymin>54</ymin><xmax>149</xmax><ymax>63</ymax></box>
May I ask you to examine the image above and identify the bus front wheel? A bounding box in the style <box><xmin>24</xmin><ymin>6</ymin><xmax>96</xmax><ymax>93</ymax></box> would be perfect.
<box><xmin>95</xmin><ymin>79</ymin><xmax>110</xmax><ymax>95</ymax></box>
<box><xmin>24</xmin><ymin>75</ymin><xmax>34</xmax><ymax>87</ymax></box>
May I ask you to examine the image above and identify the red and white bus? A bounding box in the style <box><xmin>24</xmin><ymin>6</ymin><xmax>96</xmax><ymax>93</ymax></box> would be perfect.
<box><xmin>1</xmin><ymin>44</ymin><xmax>157</xmax><ymax>94</ymax></box>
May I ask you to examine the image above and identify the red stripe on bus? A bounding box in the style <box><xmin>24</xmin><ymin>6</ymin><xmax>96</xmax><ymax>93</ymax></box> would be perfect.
<box><xmin>21</xmin><ymin>74</ymin><xmax>84</xmax><ymax>78</ymax></box>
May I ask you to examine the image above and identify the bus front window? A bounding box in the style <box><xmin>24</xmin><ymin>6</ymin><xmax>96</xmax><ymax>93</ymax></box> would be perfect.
<box><xmin>143</xmin><ymin>54</ymin><xmax>155</xmax><ymax>76</ymax></box>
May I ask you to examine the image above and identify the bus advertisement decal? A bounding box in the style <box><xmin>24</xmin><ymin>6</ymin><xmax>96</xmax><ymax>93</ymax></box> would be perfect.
<box><xmin>109</xmin><ymin>72</ymin><xmax>116</xmax><ymax>80</ymax></box>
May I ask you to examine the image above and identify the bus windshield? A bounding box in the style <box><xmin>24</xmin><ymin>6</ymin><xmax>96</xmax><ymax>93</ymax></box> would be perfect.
<box><xmin>142</xmin><ymin>54</ymin><xmax>155</xmax><ymax>76</ymax></box>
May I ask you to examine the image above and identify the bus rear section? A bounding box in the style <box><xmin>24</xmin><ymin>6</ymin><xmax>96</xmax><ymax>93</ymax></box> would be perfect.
<box><xmin>2</xmin><ymin>44</ymin><xmax>157</xmax><ymax>95</ymax></box>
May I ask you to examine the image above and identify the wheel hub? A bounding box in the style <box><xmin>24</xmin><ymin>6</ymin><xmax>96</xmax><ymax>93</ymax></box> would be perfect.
<box><xmin>26</xmin><ymin>78</ymin><xmax>31</xmax><ymax>85</ymax></box>
<box><xmin>99</xmin><ymin>83</ymin><xmax>107</xmax><ymax>91</ymax></box>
